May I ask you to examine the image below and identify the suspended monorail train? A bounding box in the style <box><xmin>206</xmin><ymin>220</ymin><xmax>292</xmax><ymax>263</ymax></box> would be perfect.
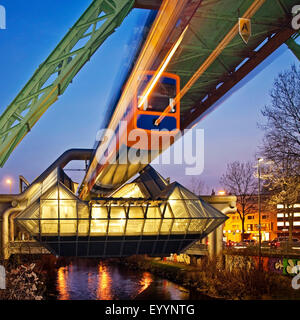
<box><xmin>80</xmin><ymin>71</ymin><xmax>180</xmax><ymax>199</ymax></box>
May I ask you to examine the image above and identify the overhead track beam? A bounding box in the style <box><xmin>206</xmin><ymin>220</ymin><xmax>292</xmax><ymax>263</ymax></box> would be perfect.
<box><xmin>179</xmin><ymin>0</ymin><xmax>267</xmax><ymax>102</ymax></box>
<box><xmin>155</xmin><ymin>0</ymin><xmax>267</xmax><ymax>126</ymax></box>
<box><xmin>134</xmin><ymin>0</ymin><xmax>162</xmax><ymax>10</ymax></box>
<box><xmin>0</xmin><ymin>0</ymin><xmax>135</xmax><ymax>167</ymax></box>
<box><xmin>181</xmin><ymin>27</ymin><xmax>296</xmax><ymax>129</ymax></box>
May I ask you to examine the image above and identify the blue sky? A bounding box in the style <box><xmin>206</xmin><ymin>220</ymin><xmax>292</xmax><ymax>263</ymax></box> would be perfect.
<box><xmin>0</xmin><ymin>0</ymin><xmax>299</xmax><ymax>194</ymax></box>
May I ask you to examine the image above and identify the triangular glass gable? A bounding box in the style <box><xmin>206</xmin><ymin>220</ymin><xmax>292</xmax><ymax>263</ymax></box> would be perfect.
<box><xmin>112</xmin><ymin>183</ymin><xmax>145</xmax><ymax>198</ymax></box>
<box><xmin>17</xmin><ymin>201</ymin><xmax>40</xmax><ymax>235</ymax></box>
<box><xmin>168</xmin><ymin>186</ymin><xmax>190</xmax><ymax>218</ymax></box>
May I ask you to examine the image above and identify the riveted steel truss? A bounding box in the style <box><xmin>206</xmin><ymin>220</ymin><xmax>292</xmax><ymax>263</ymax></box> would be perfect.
<box><xmin>286</xmin><ymin>33</ymin><xmax>300</xmax><ymax>61</ymax></box>
<box><xmin>181</xmin><ymin>26</ymin><xmax>296</xmax><ymax>129</ymax></box>
<box><xmin>158</xmin><ymin>0</ymin><xmax>300</xmax><ymax>130</ymax></box>
<box><xmin>0</xmin><ymin>0</ymin><xmax>134</xmax><ymax>167</ymax></box>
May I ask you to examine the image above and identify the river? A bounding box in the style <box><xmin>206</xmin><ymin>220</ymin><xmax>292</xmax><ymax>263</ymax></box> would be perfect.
<box><xmin>50</xmin><ymin>259</ymin><xmax>209</xmax><ymax>300</ymax></box>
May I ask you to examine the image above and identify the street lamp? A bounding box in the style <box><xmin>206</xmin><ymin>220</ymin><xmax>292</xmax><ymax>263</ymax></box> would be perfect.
<box><xmin>6</xmin><ymin>179</ymin><xmax>12</xmax><ymax>194</ymax></box>
<box><xmin>257</xmin><ymin>158</ymin><xmax>263</xmax><ymax>270</ymax></box>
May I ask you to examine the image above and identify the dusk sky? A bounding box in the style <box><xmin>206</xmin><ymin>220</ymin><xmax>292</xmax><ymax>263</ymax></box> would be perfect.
<box><xmin>0</xmin><ymin>0</ymin><xmax>299</xmax><ymax>194</ymax></box>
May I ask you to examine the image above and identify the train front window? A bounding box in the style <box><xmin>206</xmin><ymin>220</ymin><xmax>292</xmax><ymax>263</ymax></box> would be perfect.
<box><xmin>138</xmin><ymin>76</ymin><xmax>177</xmax><ymax>113</ymax></box>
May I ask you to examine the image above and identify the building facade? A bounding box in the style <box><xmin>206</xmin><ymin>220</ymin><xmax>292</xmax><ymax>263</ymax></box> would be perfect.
<box><xmin>223</xmin><ymin>195</ymin><xmax>278</xmax><ymax>243</ymax></box>
<box><xmin>276</xmin><ymin>203</ymin><xmax>300</xmax><ymax>240</ymax></box>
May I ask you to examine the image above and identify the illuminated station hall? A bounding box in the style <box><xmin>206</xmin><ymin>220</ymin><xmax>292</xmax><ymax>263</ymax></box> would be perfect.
<box><xmin>14</xmin><ymin>158</ymin><xmax>227</xmax><ymax>257</ymax></box>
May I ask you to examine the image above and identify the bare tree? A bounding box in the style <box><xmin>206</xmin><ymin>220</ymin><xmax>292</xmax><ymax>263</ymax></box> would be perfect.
<box><xmin>190</xmin><ymin>177</ymin><xmax>210</xmax><ymax>195</ymax></box>
<box><xmin>260</xmin><ymin>158</ymin><xmax>300</xmax><ymax>243</ymax></box>
<box><xmin>220</xmin><ymin>161</ymin><xmax>257</xmax><ymax>241</ymax></box>
<box><xmin>259</xmin><ymin>65</ymin><xmax>300</xmax><ymax>243</ymax></box>
<box><xmin>260</xmin><ymin>65</ymin><xmax>300</xmax><ymax>168</ymax></box>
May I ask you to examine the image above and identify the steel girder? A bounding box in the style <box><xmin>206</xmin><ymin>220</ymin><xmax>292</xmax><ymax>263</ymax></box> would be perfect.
<box><xmin>286</xmin><ymin>33</ymin><xmax>300</xmax><ymax>61</ymax></box>
<box><xmin>158</xmin><ymin>0</ymin><xmax>299</xmax><ymax>130</ymax></box>
<box><xmin>0</xmin><ymin>0</ymin><xmax>134</xmax><ymax>167</ymax></box>
<box><xmin>134</xmin><ymin>0</ymin><xmax>162</xmax><ymax>10</ymax></box>
<box><xmin>181</xmin><ymin>27</ymin><xmax>296</xmax><ymax>129</ymax></box>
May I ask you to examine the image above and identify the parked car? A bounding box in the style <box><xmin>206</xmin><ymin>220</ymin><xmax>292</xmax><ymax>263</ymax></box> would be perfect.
<box><xmin>291</xmin><ymin>242</ymin><xmax>300</xmax><ymax>251</ymax></box>
<box><xmin>226</xmin><ymin>240</ymin><xmax>236</xmax><ymax>248</ymax></box>
<box><xmin>233</xmin><ymin>239</ymin><xmax>257</xmax><ymax>249</ymax></box>
<box><xmin>271</xmin><ymin>237</ymin><xmax>300</xmax><ymax>249</ymax></box>
<box><xmin>244</xmin><ymin>239</ymin><xmax>256</xmax><ymax>246</ymax></box>
<box><xmin>234</xmin><ymin>242</ymin><xmax>249</xmax><ymax>249</ymax></box>
<box><xmin>261</xmin><ymin>241</ymin><xmax>272</xmax><ymax>249</ymax></box>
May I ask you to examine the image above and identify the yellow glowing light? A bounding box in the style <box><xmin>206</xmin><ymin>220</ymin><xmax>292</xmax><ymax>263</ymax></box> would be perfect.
<box><xmin>97</xmin><ymin>263</ymin><xmax>112</xmax><ymax>300</ymax></box>
<box><xmin>218</xmin><ymin>190</ymin><xmax>226</xmax><ymax>196</ymax></box>
<box><xmin>6</xmin><ymin>179</ymin><xmax>12</xmax><ymax>185</ymax></box>
<box><xmin>138</xmin><ymin>272</ymin><xmax>153</xmax><ymax>295</ymax></box>
<box><xmin>138</xmin><ymin>24</ymin><xmax>189</xmax><ymax>110</ymax></box>
<box><xmin>57</xmin><ymin>267</ymin><xmax>70</xmax><ymax>300</ymax></box>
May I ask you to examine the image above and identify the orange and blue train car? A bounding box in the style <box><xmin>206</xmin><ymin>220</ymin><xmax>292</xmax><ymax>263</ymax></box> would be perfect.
<box><xmin>80</xmin><ymin>71</ymin><xmax>180</xmax><ymax>198</ymax></box>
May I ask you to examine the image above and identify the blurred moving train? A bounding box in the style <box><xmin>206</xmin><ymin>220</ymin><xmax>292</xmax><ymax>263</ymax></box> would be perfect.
<box><xmin>80</xmin><ymin>71</ymin><xmax>180</xmax><ymax>199</ymax></box>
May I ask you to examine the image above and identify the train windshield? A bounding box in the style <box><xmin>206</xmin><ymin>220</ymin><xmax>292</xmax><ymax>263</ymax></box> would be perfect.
<box><xmin>138</xmin><ymin>75</ymin><xmax>177</xmax><ymax>113</ymax></box>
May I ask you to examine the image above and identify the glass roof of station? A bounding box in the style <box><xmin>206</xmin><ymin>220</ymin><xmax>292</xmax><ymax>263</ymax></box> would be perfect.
<box><xmin>16</xmin><ymin>166</ymin><xmax>227</xmax><ymax>257</ymax></box>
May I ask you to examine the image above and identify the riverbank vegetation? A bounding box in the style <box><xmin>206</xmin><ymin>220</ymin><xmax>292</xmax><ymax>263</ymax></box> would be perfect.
<box><xmin>122</xmin><ymin>255</ymin><xmax>300</xmax><ymax>300</ymax></box>
<box><xmin>0</xmin><ymin>255</ymin><xmax>47</xmax><ymax>300</ymax></box>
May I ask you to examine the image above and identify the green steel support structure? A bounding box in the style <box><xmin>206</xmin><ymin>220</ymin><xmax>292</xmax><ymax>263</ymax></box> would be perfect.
<box><xmin>286</xmin><ymin>33</ymin><xmax>300</xmax><ymax>61</ymax></box>
<box><xmin>0</xmin><ymin>0</ymin><xmax>134</xmax><ymax>167</ymax></box>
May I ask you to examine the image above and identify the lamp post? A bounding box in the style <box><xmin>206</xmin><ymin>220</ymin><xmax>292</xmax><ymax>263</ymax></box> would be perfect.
<box><xmin>257</xmin><ymin>158</ymin><xmax>263</xmax><ymax>271</ymax></box>
<box><xmin>6</xmin><ymin>179</ymin><xmax>12</xmax><ymax>194</ymax></box>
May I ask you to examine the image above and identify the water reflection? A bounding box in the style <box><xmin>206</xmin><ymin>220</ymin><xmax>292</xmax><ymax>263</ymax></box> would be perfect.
<box><xmin>56</xmin><ymin>259</ymin><xmax>206</xmax><ymax>300</ymax></box>
<box><xmin>57</xmin><ymin>267</ymin><xmax>70</xmax><ymax>300</ymax></box>
<box><xmin>97</xmin><ymin>263</ymin><xmax>112</xmax><ymax>300</ymax></box>
<box><xmin>137</xmin><ymin>272</ymin><xmax>153</xmax><ymax>295</ymax></box>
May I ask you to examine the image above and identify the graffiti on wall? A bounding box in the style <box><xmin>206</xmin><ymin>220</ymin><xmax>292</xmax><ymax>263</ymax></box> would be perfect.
<box><xmin>167</xmin><ymin>253</ymin><xmax>300</xmax><ymax>278</ymax></box>
<box><xmin>225</xmin><ymin>255</ymin><xmax>300</xmax><ymax>276</ymax></box>
<box><xmin>283</xmin><ymin>259</ymin><xmax>300</xmax><ymax>275</ymax></box>
<box><xmin>167</xmin><ymin>253</ymin><xmax>191</xmax><ymax>265</ymax></box>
